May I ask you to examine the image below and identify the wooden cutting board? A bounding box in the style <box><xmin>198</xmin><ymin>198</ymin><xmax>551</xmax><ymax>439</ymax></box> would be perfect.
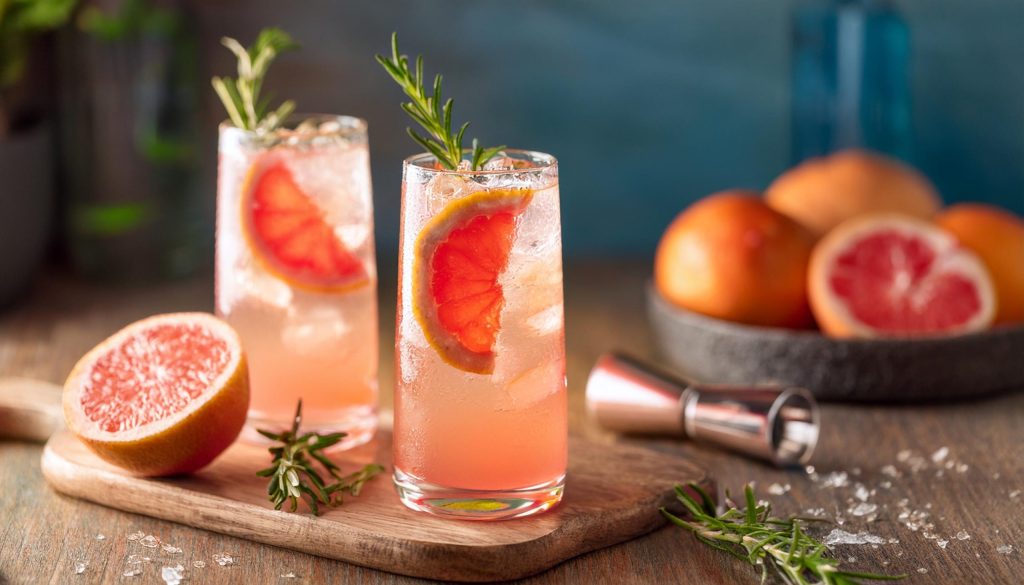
<box><xmin>41</xmin><ymin>428</ymin><xmax>709</xmax><ymax>582</ymax></box>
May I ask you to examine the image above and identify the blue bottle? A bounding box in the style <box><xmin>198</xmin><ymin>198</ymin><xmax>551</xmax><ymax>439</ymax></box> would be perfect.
<box><xmin>790</xmin><ymin>0</ymin><xmax>913</xmax><ymax>163</ymax></box>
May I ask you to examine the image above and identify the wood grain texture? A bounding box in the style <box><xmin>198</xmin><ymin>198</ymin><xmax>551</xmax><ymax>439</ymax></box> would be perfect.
<box><xmin>2</xmin><ymin>264</ymin><xmax>1023</xmax><ymax>584</ymax></box>
<box><xmin>40</xmin><ymin>430</ymin><xmax>707</xmax><ymax>582</ymax></box>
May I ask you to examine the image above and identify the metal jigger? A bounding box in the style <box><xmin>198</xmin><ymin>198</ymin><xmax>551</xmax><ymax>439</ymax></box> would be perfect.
<box><xmin>586</xmin><ymin>353</ymin><xmax>820</xmax><ymax>467</ymax></box>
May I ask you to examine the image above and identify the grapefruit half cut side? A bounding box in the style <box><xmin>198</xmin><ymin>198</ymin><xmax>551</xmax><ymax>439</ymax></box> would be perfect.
<box><xmin>808</xmin><ymin>214</ymin><xmax>996</xmax><ymax>338</ymax></box>
<box><xmin>242</xmin><ymin>158</ymin><xmax>368</xmax><ymax>293</ymax></box>
<box><xmin>63</xmin><ymin>313</ymin><xmax>249</xmax><ymax>476</ymax></box>
<box><xmin>413</xmin><ymin>188</ymin><xmax>534</xmax><ymax>375</ymax></box>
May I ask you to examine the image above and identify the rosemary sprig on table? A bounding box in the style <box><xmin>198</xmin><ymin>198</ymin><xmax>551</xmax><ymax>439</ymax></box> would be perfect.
<box><xmin>375</xmin><ymin>32</ymin><xmax>505</xmax><ymax>170</ymax></box>
<box><xmin>256</xmin><ymin>400</ymin><xmax>384</xmax><ymax>516</ymax></box>
<box><xmin>662</xmin><ymin>483</ymin><xmax>905</xmax><ymax>585</ymax></box>
<box><xmin>212</xmin><ymin>27</ymin><xmax>298</xmax><ymax>132</ymax></box>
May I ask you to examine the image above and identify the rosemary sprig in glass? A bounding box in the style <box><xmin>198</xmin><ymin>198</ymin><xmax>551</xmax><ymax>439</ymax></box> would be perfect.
<box><xmin>375</xmin><ymin>32</ymin><xmax>505</xmax><ymax>170</ymax></box>
<box><xmin>662</xmin><ymin>483</ymin><xmax>906</xmax><ymax>585</ymax></box>
<box><xmin>212</xmin><ymin>27</ymin><xmax>298</xmax><ymax>132</ymax></box>
<box><xmin>256</xmin><ymin>400</ymin><xmax>384</xmax><ymax>516</ymax></box>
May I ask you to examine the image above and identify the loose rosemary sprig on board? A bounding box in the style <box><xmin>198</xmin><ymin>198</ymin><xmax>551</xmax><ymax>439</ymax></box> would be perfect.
<box><xmin>662</xmin><ymin>483</ymin><xmax>906</xmax><ymax>585</ymax></box>
<box><xmin>375</xmin><ymin>32</ymin><xmax>505</xmax><ymax>170</ymax></box>
<box><xmin>256</xmin><ymin>400</ymin><xmax>384</xmax><ymax>515</ymax></box>
<box><xmin>212</xmin><ymin>27</ymin><xmax>298</xmax><ymax>132</ymax></box>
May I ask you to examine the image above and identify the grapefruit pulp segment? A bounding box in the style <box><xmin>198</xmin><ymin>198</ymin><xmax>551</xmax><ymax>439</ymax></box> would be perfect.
<box><xmin>413</xmin><ymin>188</ymin><xmax>534</xmax><ymax>374</ymax></box>
<box><xmin>244</xmin><ymin>159</ymin><xmax>368</xmax><ymax>293</ymax></box>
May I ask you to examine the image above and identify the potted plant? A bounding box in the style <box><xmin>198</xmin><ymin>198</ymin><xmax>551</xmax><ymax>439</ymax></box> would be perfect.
<box><xmin>0</xmin><ymin>0</ymin><xmax>76</xmax><ymax>305</ymax></box>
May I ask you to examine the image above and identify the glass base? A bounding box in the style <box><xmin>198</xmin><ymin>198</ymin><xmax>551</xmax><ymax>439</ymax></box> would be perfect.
<box><xmin>240</xmin><ymin>406</ymin><xmax>377</xmax><ymax>451</ymax></box>
<box><xmin>393</xmin><ymin>467</ymin><xmax>565</xmax><ymax>521</ymax></box>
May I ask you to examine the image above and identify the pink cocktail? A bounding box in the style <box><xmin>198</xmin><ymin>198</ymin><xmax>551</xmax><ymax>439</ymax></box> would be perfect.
<box><xmin>393</xmin><ymin>151</ymin><xmax>567</xmax><ymax>519</ymax></box>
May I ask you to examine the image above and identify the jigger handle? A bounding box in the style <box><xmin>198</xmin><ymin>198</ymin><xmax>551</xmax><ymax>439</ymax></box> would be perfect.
<box><xmin>0</xmin><ymin>378</ymin><xmax>64</xmax><ymax>442</ymax></box>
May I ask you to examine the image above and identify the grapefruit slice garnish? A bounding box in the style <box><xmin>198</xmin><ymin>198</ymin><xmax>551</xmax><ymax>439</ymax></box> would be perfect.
<box><xmin>243</xmin><ymin>158</ymin><xmax>368</xmax><ymax>293</ymax></box>
<box><xmin>808</xmin><ymin>215</ymin><xmax>996</xmax><ymax>338</ymax></box>
<box><xmin>63</xmin><ymin>313</ymin><xmax>249</xmax><ymax>476</ymax></box>
<box><xmin>413</xmin><ymin>188</ymin><xmax>534</xmax><ymax>374</ymax></box>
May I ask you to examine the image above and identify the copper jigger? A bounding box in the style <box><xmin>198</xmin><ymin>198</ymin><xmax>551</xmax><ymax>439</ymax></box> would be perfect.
<box><xmin>586</xmin><ymin>353</ymin><xmax>820</xmax><ymax>467</ymax></box>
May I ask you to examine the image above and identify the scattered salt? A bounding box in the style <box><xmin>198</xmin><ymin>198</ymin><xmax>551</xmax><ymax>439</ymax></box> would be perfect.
<box><xmin>804</xmin><ymin>507</ymin><xmax>827</xmax><ymax>517</ymax></box>
<box><xmin>997</xmin><ymin>544</ymin><xmax>1014</xmax><ymax>555</ymax></box>
<box><xmin>161</xmin><ymin>543</ymin><xmax>182</xmax><ymax>555</ymax></box>
<box><xmin>193</xmin><ymin>560</ymin><xmax>206</xmax><ymax>568</ymax></box>
<box><xmin>128</xmin><ymin>531</ymin><xmax>145</xmax><ymax>542</ymax></box>
<box><xmin>849</xmin><ymin>502</ymin><xmax>878</xmax><ymax>517</ymax></box>
<box><xmin>127</xmin><ymin>555</ymin><xmax>152</xmax><ymax>564</ymax></box>
<box><xmin>1009</xmin><ymin>490</ymin><xmax>1021</xmax><ymax>499</ymax></box>
<box><xmin>821</xmin><ymin>471</ymin><xmax>850</xmax><ymax>488</ymax></box>
<box><xmin>881</xmin><ymin>465</ymin><xmax>901</xmax><ymax>478</ymax></box>
<box><xmin>123</xmin><ymin>566</ymin><xmax>143</xmax><ymax>577</ymax></box>
<box><xmin>139</xmin><ymin>535</ymin><xmax>161</xmax><ymax>548</ymax></box>
<box><xmin>213</xmin><ymin>552</ymin><xmax>235</xmax><ymax>566</ymax></box>
<box><xmin>73</xmin><ymin>561</ymin><xmax>88</xmax><ymax>575</ymax></box>
<box><xmin>281</xmin><ymin>571</ymin><xmax>298</xmax><ymax>579</ymax></box>
<box><xmin>95</xmin><ymin>534</ymin><xmax>106</xmax><ymax>541</ymax></box>
<box><xmin>888</xmin><ymin>538</ymin><xmax>900</xmax><ymax>544</ymax></box>
<box><xmin>956</xmin><ymin>530</ymin><xmax>971</xmax><ymax>541</ymax></box>
<box><xmin>824</xmin><ymin>529</ymin><xmax>887</xmax><ymax>546</ymax></box>
<box><xmin>931</xmin><ymin>447</ymin><xmax>949</xmax><ymax>463</ymax></box>
<box><xmin>897</xmin><ymin>450</ymin><xmax>911</xmax><ymax>462</ymax></box>
<box><xmin>161</xmin><ymin>564</ymin><xmax>185</xmax><ymax>585</ymax></box>
<box><xmin>854</xmin><ymin>484</ymin><xmax>870</xmax><ymax>502</ymax></box>
<box><xmin>937</xmin><ymin>539</ymin><xmax>948</xmax><ymax>549</ymax></box>
<box><xmin>918</xmin><ymin>568</ymin><xmax>928</xmax><ymax>574</ymax></box>
<box><xmin>955</xmin><ymin>463</ymin><xmax>969</xmax><ymax>474</ymax></box>
<box><xmin>847</xmin><ymin>556</ymin><xmax>857</xmax><ymax>562</ymax></box>
<box><xmin>767</xmin><ymin>483</ymin><xmax>791</xmax><ymax>495</ymax></box>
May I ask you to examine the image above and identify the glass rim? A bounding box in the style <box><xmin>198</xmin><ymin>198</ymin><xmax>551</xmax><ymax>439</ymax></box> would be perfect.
<box><xmin>218</xmin><ymin>113</ymin><xmax>367</xmax><ymax>139</ymax></box>
<box><xmin>403</xmin><ymin>149</ymin><xmax>557</xmax><ymax>176</ymax></box>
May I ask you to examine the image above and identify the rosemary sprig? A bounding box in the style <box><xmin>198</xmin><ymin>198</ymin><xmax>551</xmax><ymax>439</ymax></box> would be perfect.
<box><xmin>662</xmin><ymin>483</ymin><xmax>906</xmax><ymax>585</ymax></box>
<box><xmin>375</xmin><ymin>32</ymin><xmax>505</xmax><ymax>170</ymax></box>
<box><xmin>256</xmin><ymin>400</ymin><xmax>384</xmax><ymax>516</ymax></box>
<box><xmin>212</xmin><ymin>27</ymin><xmax>298</xmax><ymax>132</ymax></box>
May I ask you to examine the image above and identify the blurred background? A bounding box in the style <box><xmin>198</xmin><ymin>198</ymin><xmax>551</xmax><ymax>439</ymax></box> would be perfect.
<box><xmin>1</xmin><ymin>0</ymin><xmax>1022</xmax><ymax>303</ymax></box>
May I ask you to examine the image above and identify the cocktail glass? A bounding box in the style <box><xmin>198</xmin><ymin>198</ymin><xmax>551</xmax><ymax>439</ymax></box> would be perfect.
<box><xmin>216</xmin><ymin>115</ymin><xmax>378</xmax><ymax>447</ymax></box>
<box><xmin>394</xmin><ymin>150</ymin><xmax>567</xmax><ymax>519</ymax></box>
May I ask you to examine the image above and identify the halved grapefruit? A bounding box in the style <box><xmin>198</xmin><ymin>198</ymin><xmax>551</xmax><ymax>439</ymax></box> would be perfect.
<box><xmin>413</xmin><ymin>188</ymin><xmax>533</xmax><ymax>374</ymax></box>
<box><xmin>808</xmin><ymin>214</ymin><xmax>996</xmax><ymax>338</ymax></box>
<box><xmin>63</xmin><ymin>313</ymin><xmax>249</xmax><ymax>476</ymax></box>
<box><xmin>243</xmin><ymin>158</ymin><xmax>368</xmax><ymax>293</ymax></box>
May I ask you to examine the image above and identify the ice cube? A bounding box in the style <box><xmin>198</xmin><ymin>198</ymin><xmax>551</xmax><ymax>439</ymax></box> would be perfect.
<box><xmin>526</xmin><ymin>303</ymin><xmax>564</xmax><ymax>336</ymax></box>
<box><xmin>422</xmin><ymin>173</ymin><xmax>483</xmax><ymax>214</ymax></box>
<box><xmin>481</xmin><ymin>155</ymin><xmax>516</xmax><ymax>171</ymax></box>
<box><xmin>281</xmin><ymin>305</ymin><xmax>351</xmax><ymax>354</ymax></box>
<box><xmin>139</xmin><ymin>535</ymin><xmax>161</xmax><ymax>548</ymax></box>
<box><xmin>232</xmin><ymin>255</ymin><xmax>293</xmax><ymax>310</ymax></box>
<box><xmin>503</xmin><ymin>362</ymin><xmax>563</xmax><ymax>409</ymax></box>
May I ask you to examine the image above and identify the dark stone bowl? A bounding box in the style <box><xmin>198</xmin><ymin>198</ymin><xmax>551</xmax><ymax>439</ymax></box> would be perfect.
<box><xmin>647</xmin><ymin>284</ymin><xmax>1024</xmax><ymax>403</ymax></box>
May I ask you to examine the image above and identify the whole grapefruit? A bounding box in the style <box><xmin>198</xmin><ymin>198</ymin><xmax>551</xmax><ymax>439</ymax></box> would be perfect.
<box><xmin>655</xmin><ymin>190</ymin><xmax>814</xmax><ymax>328</ymax></box>
<box><xmin>766</xmin><ymin>150</ymin><xmax>941</xmax><ymax>239</ymax></box>
<box><xmin>936</xmin><ymin>203</ymin><xmax>1024</xmax><ymax>325</ymax></box>
<box><xmin>63</xmin><ymin>313</ymin><xmax>249</xmax><ymax>476</ymax></box>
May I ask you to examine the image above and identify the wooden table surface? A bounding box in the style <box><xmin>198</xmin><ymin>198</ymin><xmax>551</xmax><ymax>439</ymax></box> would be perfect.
<box><xmin>2</xmin><ymin>263</ymin><xmax>1022</xmax><ymax>584</ymax></box>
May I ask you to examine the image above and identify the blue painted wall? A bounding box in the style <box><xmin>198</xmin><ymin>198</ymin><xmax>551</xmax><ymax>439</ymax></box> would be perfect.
<box><xmin>198</xmin><ymin>0</ymin><xmax>1024</xmax><ymax>257</ymax></box>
